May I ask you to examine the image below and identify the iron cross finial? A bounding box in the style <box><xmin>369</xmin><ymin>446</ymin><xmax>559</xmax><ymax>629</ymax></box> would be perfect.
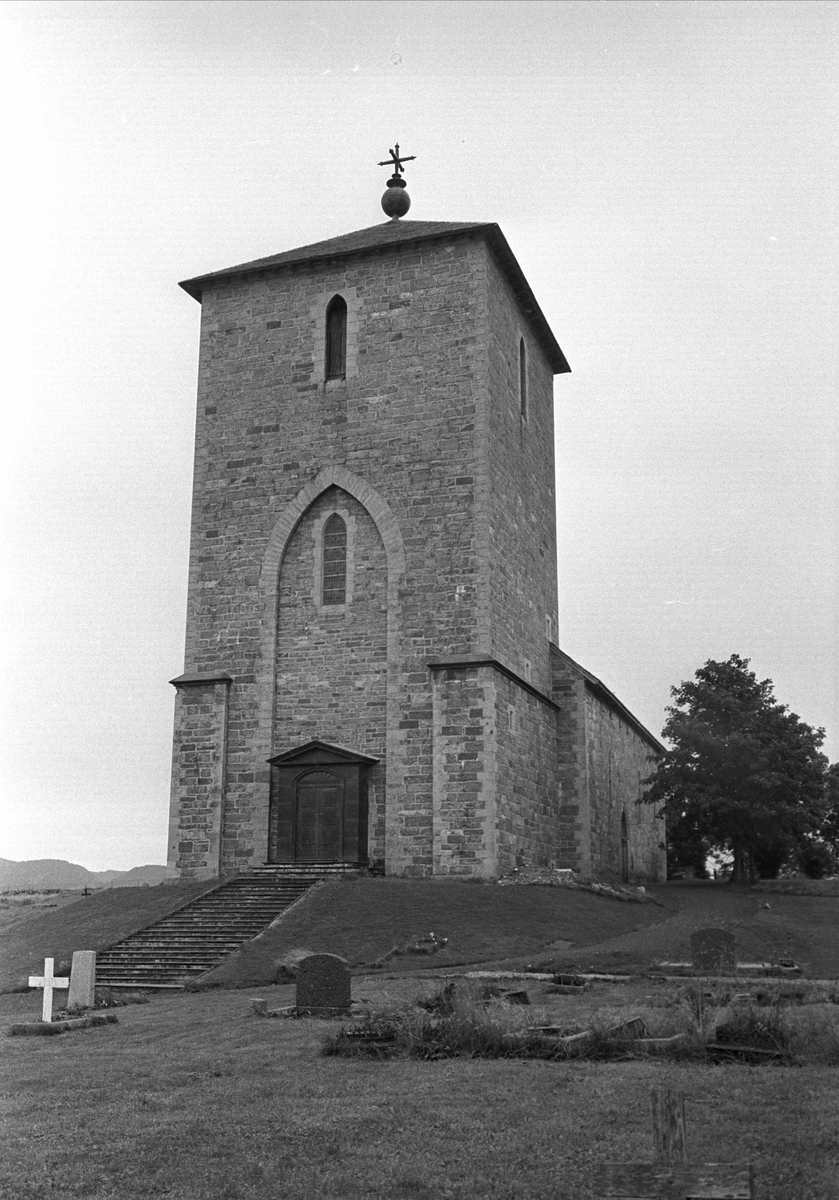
<box><xmin>377</xmin><ymin>143</ymin><xmax>416</xmax><ymax>178</ymax></box>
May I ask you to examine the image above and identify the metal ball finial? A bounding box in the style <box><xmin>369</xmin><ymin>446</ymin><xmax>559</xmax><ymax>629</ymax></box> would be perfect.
<box><xmin>377</xmin><ymin>143</ymin><xmax>415</xmax><ymax>221</ymax></box>
<box><xmin>382</xmin><ymin>176</ymin><xmax>411</xmax><ymax>219</ymax></box>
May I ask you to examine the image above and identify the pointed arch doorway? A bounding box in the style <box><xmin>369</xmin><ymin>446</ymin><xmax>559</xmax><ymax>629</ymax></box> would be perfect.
<box><xmin>267</xmin><ymin>741</ymin><xmax>378</xmax><ymax>865</ymax></box>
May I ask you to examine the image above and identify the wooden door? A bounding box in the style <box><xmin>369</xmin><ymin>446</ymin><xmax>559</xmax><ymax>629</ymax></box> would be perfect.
<box><xmin>294</xmin><ymin>770</ymin><xmax>343</xmax><ymax>861</ymax></box>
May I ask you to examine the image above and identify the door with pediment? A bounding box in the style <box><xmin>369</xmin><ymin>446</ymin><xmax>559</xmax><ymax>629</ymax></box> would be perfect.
<box><xmin>267</xmin><ymin>741</ymin><xmax>376</xmax><ymax>865</ymax></box>
<box><xmin>294</xmin><ymin>769</ymin><xmax>343</xmax><ymax>861</ymax></box>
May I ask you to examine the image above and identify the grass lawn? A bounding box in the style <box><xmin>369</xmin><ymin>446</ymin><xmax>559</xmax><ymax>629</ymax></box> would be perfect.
<box><xmin>1</xmin><ymin>981</ymin><xmax>837</xmax><ymax>1200</ymax></box>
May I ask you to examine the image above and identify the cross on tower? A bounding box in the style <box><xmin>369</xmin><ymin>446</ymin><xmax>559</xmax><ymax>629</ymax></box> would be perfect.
<box><xmin>377</xmin><ymin>143</ymin><xmax>416</xmax><ymax>177</ymax></box>
<box><xmin>29</xmin><ymin>957</ymin><xmax>70</xmax><ymax>1023</ymax></box>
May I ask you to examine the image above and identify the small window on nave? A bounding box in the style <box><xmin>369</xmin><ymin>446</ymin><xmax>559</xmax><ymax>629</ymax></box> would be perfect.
<box><xmin>325</xmin><ymin>295</ymin><xmax>347</xmax><ymax>380</ymax></box>
<box><xmin>322</xmin><ymin>513</ymin><xmax>347</xmax><ymax>605</ymax></box>
<box><xmin>518</xmin><ymin>338</ymin><xmax>527</xmax><ymax>418</ymax></box>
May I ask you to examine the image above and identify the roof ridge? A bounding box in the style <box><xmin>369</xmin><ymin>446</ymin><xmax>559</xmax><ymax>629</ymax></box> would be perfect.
<box><xmin>181</xmin><ymin>220</ymin><xmax>492</xmax><ymax>292</ymax></box>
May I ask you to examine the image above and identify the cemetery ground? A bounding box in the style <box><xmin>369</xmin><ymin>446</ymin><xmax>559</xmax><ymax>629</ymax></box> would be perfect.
<box><xmin>1</xmin><ymin>974</ymin><xmax>838</xmax><ymax>1199</ymax></box>
<box><xmin>2</xmin><ymin>880</ymin><xmax>839</xmax><ymax>1198</ymax></box>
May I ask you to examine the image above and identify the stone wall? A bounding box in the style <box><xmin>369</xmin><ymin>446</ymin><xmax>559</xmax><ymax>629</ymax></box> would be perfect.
<box><xmin>431</xmin><ymin>664</ymin><xmax>494</xmax><ymax>876</ymax></box>
<box><xmin>170</xmin><ymin>232</ymin><xmax>491</xmax><ymax>877</ymax></box>
<box><xmin>167</xmin><ymin>675</ymin><xmax>230</xmax><ymax>875</ymax></box>
<box><xmin>485</xmin><ymin>247</ymin><xmax>559</xmax><ymax>696</ymax></box>
<box><xmin>549</xmin><ymin>646</ymin><xmax>665</xmax><ymax>883</ymax></box>
<box><xmin>584</xmin><ymin>688</ymin><xmax>665</xmax><ymax>883</ymax></box>
<box><xmin>493</xmin><ymin>672</ymin><xmax>562</xmax><ymax>874</ymax></box>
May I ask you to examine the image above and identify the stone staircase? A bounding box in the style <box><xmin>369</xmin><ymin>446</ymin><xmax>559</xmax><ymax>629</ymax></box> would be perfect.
<box><xmin>95</xmin><ymin>865</ymin><xmax>359</xmax><ymax>990</ymax></box>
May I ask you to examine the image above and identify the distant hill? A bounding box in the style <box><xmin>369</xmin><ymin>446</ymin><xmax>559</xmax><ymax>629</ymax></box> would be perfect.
<box><xmin>0</xmin><ymin>858</ymin><xmax>174</xmax><ymax>891</ymax></box>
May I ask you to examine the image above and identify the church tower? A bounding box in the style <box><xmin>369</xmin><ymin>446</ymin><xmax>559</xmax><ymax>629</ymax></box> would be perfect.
<box><xmin>167</xmin><ymin>154</ymin><xmax>665</xmax><ymax>883</ymax></box>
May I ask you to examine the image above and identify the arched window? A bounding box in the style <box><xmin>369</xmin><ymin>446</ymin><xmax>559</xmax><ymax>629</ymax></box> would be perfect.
<box><xmin>518</xmin><ymin>338</ymin><xmax>527</xmax><ymax>418</ymax></box>
<box><xmin>322</xmin><ymin>513</ymin><xmax>347</xmax><ymax>605</ymax></box>
<box><xmin>325</xmin><ymin>296</ymin><xmax>347</xmax><ymax>380</ymax></box>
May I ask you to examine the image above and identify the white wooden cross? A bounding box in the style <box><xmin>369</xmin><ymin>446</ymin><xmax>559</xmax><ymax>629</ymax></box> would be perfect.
<box><xmin>29</xmin><ymin>957</ymin><xmax>70</xmax><ymax>1023</ymax></box>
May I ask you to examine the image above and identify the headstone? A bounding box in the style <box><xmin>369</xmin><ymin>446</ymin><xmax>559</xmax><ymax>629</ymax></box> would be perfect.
<box><xmin>28</xmin><ymin>957</ymin><xmax>70</xmax><ymax>1022</ymax></box>
<box><xmin>295</xmin><ymin>953</ymin><xmax>351</xmax><ymax>1016</ymax></box>
<box><xmin>690</xmin><ymin>927</ymin><xmax>736</xmax><ymax>972</ymax></box>
<box><xmin>67</xmin><ymin>951</ymin><xmax>97</xmax><ymax>1011</ymax></box>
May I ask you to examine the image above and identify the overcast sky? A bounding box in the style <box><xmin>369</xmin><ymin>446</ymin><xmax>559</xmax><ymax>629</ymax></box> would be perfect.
<box><xmin>2</xmin><ymin>0</ymin><xmax>836</xmax><ymax>870</ymax></box>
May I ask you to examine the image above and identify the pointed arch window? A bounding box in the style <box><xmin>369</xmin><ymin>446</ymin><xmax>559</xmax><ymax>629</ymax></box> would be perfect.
<box><xmin>325</xmin><ymin>295</ymin><xmax>347</xmax><ymax>380</ymax></box>
<box><xmin>518</xmin><ymin>338</ymin><xmax>528</xmax><ymax>418</ymax></box>
<box><xmin>322</xmin><ymin>513</ymin><xmax>347</xmax><ymax>605</ymax></box>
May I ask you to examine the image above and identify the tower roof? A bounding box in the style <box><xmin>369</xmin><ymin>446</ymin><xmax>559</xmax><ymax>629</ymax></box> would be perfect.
<box><xmin>179</xmin><ymin>220</ymin><xmax>570</xmax><ymax>375</ymax></box>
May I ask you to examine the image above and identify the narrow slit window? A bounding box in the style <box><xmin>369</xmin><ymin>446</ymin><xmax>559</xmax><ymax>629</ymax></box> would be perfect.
<box><xmin>518</xmin><ymin>338</ymin><xmax>527</xmax><ymax>418</ymax></box>
<box><xmin>325</xmin><ymin>295</ymin><xmax>347</xmax><ymax>380</ymax></box>
<box><xmin>322</xmin><ymin>513</ymin><xmax>347</xmax><ymax>606</ymax></box>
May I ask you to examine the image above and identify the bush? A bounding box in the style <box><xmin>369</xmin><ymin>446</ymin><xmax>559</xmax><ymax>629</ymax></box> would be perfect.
<box><xmin>797</xmin><ymin>840</ymin><xmax>837</xmax><ymax>879</ymax></box>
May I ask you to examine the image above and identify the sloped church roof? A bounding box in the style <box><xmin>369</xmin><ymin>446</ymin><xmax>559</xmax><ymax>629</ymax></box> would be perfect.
<box><xmin>179</xmin><ymin>219</ymin><xmax>570</xmax><ymax>375</ymax></box>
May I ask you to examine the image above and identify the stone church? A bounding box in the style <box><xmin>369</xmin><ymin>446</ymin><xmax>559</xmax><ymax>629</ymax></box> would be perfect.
<box><xmin>166</xmin><ymin>159</ymin><xmax>665</xmax><ymax>884</ymax></box>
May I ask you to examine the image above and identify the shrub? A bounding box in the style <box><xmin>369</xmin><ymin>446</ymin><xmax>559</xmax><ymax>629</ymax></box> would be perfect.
<box><xmin>797</xmin><ymin>840</ymin><xmax>837</xmax><ymax>879</ymax></box>
<box><xmin>785</xmin><ymin>1007</ymin><xmax>839</xmax><ymax>1065</ymax></box>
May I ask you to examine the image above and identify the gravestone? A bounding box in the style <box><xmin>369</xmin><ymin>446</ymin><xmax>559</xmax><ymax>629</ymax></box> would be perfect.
<box><xmin>67</xmin><ymin>951</ymin><xmax>97</xmax><ymax>1011</ymax></box>
<box><xmin>28</xmin><ymin>958</ymin><xmax>70</xmax><ymax>1023</ymax></box>
<box><xmin>295</xmin><ymin>953</ymin><xmax>351</xmax><ymax>1016</ymax></box>
<box><xmin>691</xmin><ymin>927</ymin><xmax>736</xmax><ymax>972</ymax></box>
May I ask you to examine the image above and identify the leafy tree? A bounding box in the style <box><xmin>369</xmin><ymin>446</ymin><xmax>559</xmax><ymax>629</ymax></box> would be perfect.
<box><xmin>820</xmin><ymin>763</ymin><xmax>839</xmax><ymax>853</ymax></box>
<box><xmin>664</xmin><ymin>815</ymin><xmax>710</xmax><ymax>879</ymax></box>
<box><xmin>644</xmin><ymin>655</ymin><xmax>827</xmax><ymax>883</ymax></box>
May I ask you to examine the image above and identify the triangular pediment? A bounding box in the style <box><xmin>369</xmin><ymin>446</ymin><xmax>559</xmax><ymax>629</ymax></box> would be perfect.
<box><xmin>268</xmin><ymin>740</ymin><xmax>379</xmax><ymax>767</ymax></box>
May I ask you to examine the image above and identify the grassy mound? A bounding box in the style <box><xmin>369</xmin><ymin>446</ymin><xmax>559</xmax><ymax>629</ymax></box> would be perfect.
<box><xmin>197</xmin><ymin>877</ymin><xmax>673</xmax><ymax>988</ymax></box>
<box><xmin>543</xmin><ymin>882</ymin><xmax>839</xmax><ymax>978</ymax></box>
<box><xmin>752</xmin><ymin>878</ymin><xmax>839</xmax><ymax>896</ymax></box>
<box><xmin>0</xmin><ymin>880</ymin><xmax>215</xmax><ymax>991</ymax></box>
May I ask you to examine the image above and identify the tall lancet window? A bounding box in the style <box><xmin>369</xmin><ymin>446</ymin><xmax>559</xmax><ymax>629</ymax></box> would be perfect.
<box><xmin>325</xmin><ymin>295</ymin><xmax>347</xmax><ymax>380</ymax></box>
<box><xmin>518</xmin><ymin>338</ymin><xmax>528</xmax><ymax>418</ymax></box>
<box><xmin>322</xmin><ymin>513</ymin><xmax>347</xmax><ymax>606</ymax></box>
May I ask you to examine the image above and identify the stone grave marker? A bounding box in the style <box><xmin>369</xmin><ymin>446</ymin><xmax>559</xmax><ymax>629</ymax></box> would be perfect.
<box><xmin>29</xmin><ymin>957</ymin><xmax>70</xmax><ymax>1023</ymax></box>
<box><xmin>295</xmin><ymin>953</ymin><xmax>351</xmax><ymax>1016</ymax></box>
<box><xmin>67</xmin><ymin>951</ymin><xmax>97</xmax><ymax>1011</ymax></box>
<box><xmin>690</xmin><ymin>927</ymin><xmax>736</xmax><ymax>973</ymax></box>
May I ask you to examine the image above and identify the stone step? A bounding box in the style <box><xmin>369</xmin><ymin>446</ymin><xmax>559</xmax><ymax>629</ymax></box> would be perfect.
<box><xmin>251</xmin><ymin>864</ymin><xmax>362</xmax><ymax>874</ymax></box>
<box><xmin>133</xmin><ymin>916</ymin><xmax>288</xmax><ymax>928</ymax></box>
<box><xmin>98</xmin><ymin>950</ymin><xmax>241</xmax><ymax>963</ymax></box>
<box><xmin>96</xmin><ymin>981</ymin><xmax>186</xmax><ymax>990</ymax></box>
<box><xmin>92</xmin><ymin>871</ymin><xmax>320</xmax><ymax>988</ymax></box>
<box><xmin>111</xmin><ymin>930</ymin><xmax>269</xmax><ymax>941</ymax></box>
<box><xmin>98</xmin><ymin>962</ymin><xmax>211</xmax><ymax>974</ymax></box>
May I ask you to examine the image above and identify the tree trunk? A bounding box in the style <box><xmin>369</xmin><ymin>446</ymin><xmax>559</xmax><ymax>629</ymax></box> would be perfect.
<box><xmin>748</xmin><ymin>844</ymin><xmax>757</xmax><ymax>884</ymax></box>
<box><xmin>730</xmin><ymin>836</ymin><xmax>744</xmax><ymax>884</ymax></box>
